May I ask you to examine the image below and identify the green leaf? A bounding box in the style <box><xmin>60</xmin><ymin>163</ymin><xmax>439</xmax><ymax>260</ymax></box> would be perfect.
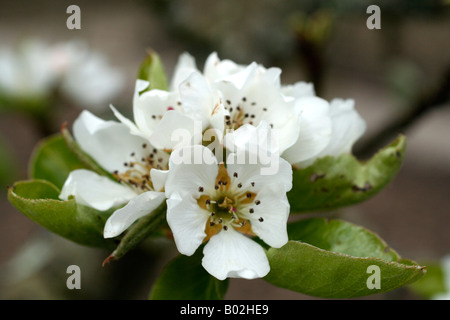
<box><xmin>29</xmin><ymin>133</ymin><xmax>87</xmax><ymax>189</ymax></box>
<box><xmin>264</xmin><ymin>218</ymin><xmax>426</xmax><ymax>298</ymax></box>
<box><xmin>408</xmin><ymin>261</ymin><xmax>447</xmax><ymax>299</ymax></box>
<box><xmin>288</xmin><ymin>134</ymin><xmax>406</xmax><ymax>213</ymax></box>
<box><xmin>286</xmin><ymin>218</ymin><xmax>400</xmax><ymax>261</ymax></box>
<box><xmin>137</xmin><ymin>50</ymin><xmax>168</xmax><ymax>91</ymax></box>
<box><xmin>149</xmin><ymin>249</ymin><xmax>229</xmax><ymax>300</ymax></box>
<box><xmin>8</xmin><ymin>179</ymin><xmax>115</xmax><ymax>248</ymax></box>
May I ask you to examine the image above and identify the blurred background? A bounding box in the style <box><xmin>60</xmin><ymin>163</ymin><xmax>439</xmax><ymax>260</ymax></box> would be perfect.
<box><xmin>0</xmin><ymin>0</ymin><xmax>449</xmax><ymax>299</ymax></box>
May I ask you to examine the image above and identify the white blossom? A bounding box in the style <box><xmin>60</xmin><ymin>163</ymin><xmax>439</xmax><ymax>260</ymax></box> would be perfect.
<box><xmin>0</xmin><ymin>39</ymin><xmax>124</xmax><ymax>111</ymax></box>
<box><xmin>164</xmin><ymin>124</ymin><xmax>292</xmax><ymax>280</ymax></box>
<box><xmin>0</xmin><ymin>39</ymin><xmax>56</xmax><ymax>100</ymax></box>
<box><xmin>287</xmin><ymin>98</ymin><xmax>366</xmax><ymax>167</ymax></box>
<box><xmin>59</xmin><ymin>110</ymin><xmax>168</xmax><ymax>238</ymax></box>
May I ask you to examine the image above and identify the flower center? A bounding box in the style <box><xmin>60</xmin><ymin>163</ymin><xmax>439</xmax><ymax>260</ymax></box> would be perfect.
<box><xmin>112</xmin><ymin>143</ymin><xmax>169</xmax><ymax>193</ymax></box>
<box><xmin>224</xmin><ymin>96</ymin><xmax>273</xmax><ymax>130</ymax></box>
<box><xmin>197</xmin><ymin>163</ymin><xmax>263</xmax><ymax>241</ymax></box>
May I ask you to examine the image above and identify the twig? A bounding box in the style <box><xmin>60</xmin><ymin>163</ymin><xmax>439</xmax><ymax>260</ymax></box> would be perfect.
<box><xmin>355</xmin><ymin>66</ymin><xmax>450</xmax><ymax>159</ymax></box>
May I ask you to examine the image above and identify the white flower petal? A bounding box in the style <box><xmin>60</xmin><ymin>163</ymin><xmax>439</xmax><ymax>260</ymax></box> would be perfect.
<box><xmin>148</xmin><ymin>110</ymin><xmax>200</xmax><ymax>150</ymax></box>
<box><xmin>226</xmin><ymin>157</ymin><xmax>293</xmax><ymax>192</ymax></box>
<box><xmin>73</xmin><ymin>110</ymin><xmax>149</xmax><ymax>173</ymax></box>
<box><xmin>165</xmin><ymin>145</ymin><xmax>218</xmax><ymax>197</ymax></box>
<box><xmin>203</xmin><ymin>52</ymin><xmax>244</xmax><ymax>82</ymax></box>
<box><xmin>248</xmin><ymin>185</ymin><xmax>290</xmax><ymax>248</ymax></box>
<box><xmin>170</xmin><ymin>52</ymin><xmax>198</xmax><ymax>91</ymax></box>
<box><xmin>209</xmin><ymin>102</ymin><xmax>226</xmax><ymax>137</ymax></box>
<box><xmin>59</xmin><ymin>169</ymin><xmax>136</xmax><ymax>211</ymax></box>
<box><xmin>226</xmin><ymin>143</ymin><xmax>293</xmax><ymax>192</ymax></box>
<box><xmin>261</xmin><ymin>66</ymin><xmax>282</xmax><ymax>88</ymax></box>
<box><xmin>110</xmin><ymin>104</ymin><xmax>143</xmax><ymax>138</ymax></box>
<box><xmin>202</xmin><ymin>228</ymin><xmax>270</xmax><ymax>280</ymax></box>
<box><xmin>216</xmin><ymin>67</ymin><xmax>300</xmax><ymax>152</ymax></box>
<box><xmin>0</xmin><ymin>40</ymin><xmax>57</xmax><ymax>99</ymax></box>
<box><xmin>166</xmin><ymin>193</ymin><xmax>208</xmax><ymax>256</ymax></box>
<box><xmin>134</xmin><ymin>79</ymin><xmax>150</xmax><ymax>96</ymax></box>
<box><xmin>225</xmin><ymin>121</ymin><xmax>279</xmax><ymax>157</ymax></box>
<box><xmin>60</xmin><ymin>52</ymin><xmax>124</xmax><ymax>108</ymax></box>
<box><xmin>323</xmin><ymin>98</ymin><xmax>366</xmax><ymax>156</ymax></box>
<box><xmin>217</xmin><ymin>62</ymin><xmax>258</xmax><ymax>90</ymax></box>
<box><xmin>133</xmin><ymin>89</ymin><xmax>180</xmax><ymax>138</ymax></box>
<box><xmin>282</xmin><ymin>81</ymin><xmax>316</xmax><ymax>100</ymax></box>
<box><xmin>179</xmin><ymin>71</ymin><xmax>219</xmax><ymax>130</ymax></box>
<box><xmin>150</xmin><ymin>168</ymin><xmax>168</xmax><ymax>192</ymax></box>
<box><xmin>103</xmin><ymin>191</ymin><xmax>166</xmax><ymax>238</ymax></box>
<box><xmin>296</xmin><ymin>99</ymin><xmax>367</xmax><ymax>168</ymax></box>
<box><xmin>282</xmin><ymin>96</ymin><xmax>332</xmax><ymax>164</ymax></box>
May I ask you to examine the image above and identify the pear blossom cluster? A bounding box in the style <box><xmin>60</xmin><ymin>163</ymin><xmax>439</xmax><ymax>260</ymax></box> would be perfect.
<box><xmin>59</xmin><ymin>52</ymin><xmax>366</xmax><ymax>280</ymax></box>
<box><xmin>0</xmin><ymin>39</ymin><xmax>124</xmax><ymax>110</ymax></box>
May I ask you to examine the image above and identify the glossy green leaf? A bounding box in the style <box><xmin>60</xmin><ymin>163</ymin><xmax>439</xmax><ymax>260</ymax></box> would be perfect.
<box><xmin>264</xmin><ymin>218</ymin><xmax>426</xmax><ymax>298</ymax></box>
<box><xmin>288</xmin><ymin>134</ymin><xmax>406</xmax><ymax>213</ymax></box>
<box><xmin>8</xmin><ymin>179</ymin><xmax>115</xmax><ymax>248</ymax></box>
<box><xmin>137</xmin><ymin>50</ymin><xmax>168</xmax><ymax>91</ymax></box>
<box><xmin>286</xmin><ymin>218</ymin><xmax>400</xmax><ymax>261</ymax></box>
<box><xmin>29</xmin><ymin>133</ymin><xmax>86</xmax><ymax>189</ymax></box>
<box><xmin>149</xmin><ymin>249</ymin><xmax>229</xmax><ymax>300</ymax></box>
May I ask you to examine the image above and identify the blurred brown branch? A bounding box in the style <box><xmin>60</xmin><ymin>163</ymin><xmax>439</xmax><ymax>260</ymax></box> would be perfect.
<box><xmin>355</xmin><ymin>66</ymin><xmax>450</xmax><ymax>159</ymax></box>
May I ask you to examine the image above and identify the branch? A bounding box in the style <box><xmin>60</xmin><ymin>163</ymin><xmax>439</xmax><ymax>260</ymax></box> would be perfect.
<box><xmin>355</xmin><ymin>66</ymin><xmax>450</xmax><ymax>159</ymax></box>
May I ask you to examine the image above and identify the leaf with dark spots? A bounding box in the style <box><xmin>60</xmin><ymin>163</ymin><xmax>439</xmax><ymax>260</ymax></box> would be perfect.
<box><xmin>288</xmin><ymin>134</ymin><xmax>406</xmax><ymax>213</ymax></box>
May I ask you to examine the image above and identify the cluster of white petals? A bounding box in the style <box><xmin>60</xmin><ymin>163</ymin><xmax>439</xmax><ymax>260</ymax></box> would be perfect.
<box><xmin>0</xmin><ymin>39</ymin><xmax>124</xmax><ymax>110</ymax></box>
<box><xmin>59</xmin><ymin>52</ymin><xmax>366</xmax><ymax>280</ymax></box>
